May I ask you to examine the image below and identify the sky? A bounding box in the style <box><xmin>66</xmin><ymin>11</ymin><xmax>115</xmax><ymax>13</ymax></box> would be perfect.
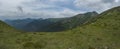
<box><xmin>0</xmin><ymin>0</ymin><xmax>120</xmax><ymax>20</ymax></box>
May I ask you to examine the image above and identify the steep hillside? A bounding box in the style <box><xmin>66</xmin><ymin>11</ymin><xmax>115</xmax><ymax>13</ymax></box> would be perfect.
<box><xmin>0</xmin><ymin>20</ymin><xmax>17</xmax><ymax>32</ymax></box>
<box><xmin>0</xmin><ymin>20</ymin><xmax>21</xmax><ymax>49</ymax></box>
<box><xmin>46</xmin><ymin>11</ymin><xmax>98</xmax><ymax>32</ymax></box>
<box><xmin>73</xmin><ymin>6</ymin><xmax>120</xmax><ymax>49</ymax></box>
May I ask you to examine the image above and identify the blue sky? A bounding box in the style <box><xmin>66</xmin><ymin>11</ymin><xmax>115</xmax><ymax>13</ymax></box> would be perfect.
<box><xmin>0</xmin><ymin>0</ymin><xmax>120</xmax><ymax>20</ymax></box>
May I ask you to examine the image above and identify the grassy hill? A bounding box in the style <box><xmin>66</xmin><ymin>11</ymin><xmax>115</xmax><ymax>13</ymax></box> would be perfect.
<box><xmin>0</xmin><ymin>20</ymin><xmax>17</xmax><ymax>32</ymax></box>
<box><xmin>0</xmin><ymin>20</ymin><xmax>21</xmax><ymax>49</ymax></box>
<box><xmin>0</xmin><ymin>6</ymin><xmax>120</xmax><ymax>49</ymax></box>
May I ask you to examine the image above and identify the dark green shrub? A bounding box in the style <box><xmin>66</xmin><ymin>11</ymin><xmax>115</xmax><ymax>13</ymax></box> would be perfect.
<box><xmin>23</xmin><ymin>41</ymin><xmax>35</xmax><ymax>49</ymax></box>
<box><xmin>23</xmin><ymin>40</ymin><xmax>47</xmax><ymax>49</ymax></box>
<box><xmin>0</xmin><ymin>45</ymin><xmax>7</xmax><ymax>49</ymax></box>
<box><xmin>96</xmin><ymin>37</ymin><xmax>102</xmax><ymax>41</ymax></box>
<box><xmin>0</xmin><ymin>30</ymin><xmax>3</xmax><ymax>33</ymax></box>
<box><xmin>16</xmin><ymin>38</ymin><xmax>22</xmax><ymax>44</ymax></box>
<box><xmin>88</xmin><ymin>46</ymin><xmax>95</xmax><ymax>49</ymax></box>
<box><xmin>33</xmin><ymin>41</ymin><xmax>46</xmax><ymax>49</ymax></box>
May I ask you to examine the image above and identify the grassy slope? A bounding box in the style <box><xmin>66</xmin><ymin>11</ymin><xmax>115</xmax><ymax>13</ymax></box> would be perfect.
<box><xmin>0</xmin><ymin>21</ymin><xmax>15</xmax><ymax>32</ymax></box>
<box><xmin>0</xmin><ymin>6</ymin><xmax>120</xmax><ymax>49</ymax></box>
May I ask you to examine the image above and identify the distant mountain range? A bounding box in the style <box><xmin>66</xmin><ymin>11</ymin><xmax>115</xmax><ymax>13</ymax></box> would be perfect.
<box><xmin>4</xmin><ymin>18</ymin><xmax>37</xmax><ymax>30</ymax></box>
<box><xmin>4</xmin><ymin>11</ymin><xmax>98</xmax><ymax>32</ymax></box>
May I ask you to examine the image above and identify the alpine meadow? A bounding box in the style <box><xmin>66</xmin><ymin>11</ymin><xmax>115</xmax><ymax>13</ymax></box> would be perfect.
<box><xmin>0</xmin><ymin>0</ymin><xmax>120</xmax><ymax>49</ymax></box>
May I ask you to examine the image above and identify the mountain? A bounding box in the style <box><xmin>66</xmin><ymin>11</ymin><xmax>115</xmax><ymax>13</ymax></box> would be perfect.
<box><xmin>46</xmin><ymin>11</ymin><xmax>98</xmax><ymax>31</ymax></box>
<box><xmin>4</xmin><ymin>11</ymin><xmax>98</xmax><ymax>32</ymax></box>
<box><xmin>23</xmin><ymin>11</ymin><xmax>98</xmax><ymax>32</ymax></box>
<box><xmin>4</xmin><ymin>18</ymin><xmax>65</xmax><ymax>32</ymax></box>
<box><xmin>23</xmin><ymin>18</ymin><xmax>65</xmax><ymax>32</ymax></box>
<box><xmin>0</xmin><ymin>6</ymin><xmax>120</xmax><ymax>49</ymax></box>
<box><xmin>4</xmin><ymin>18</ymin><xmax>37</xmax><ymax>30</ymax></box>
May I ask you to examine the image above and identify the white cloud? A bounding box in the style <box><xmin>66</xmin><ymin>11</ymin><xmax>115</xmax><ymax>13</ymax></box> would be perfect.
<box><xmin>115</xmin><ymin>0</ymin><xmax>119</xmax><ymax>2</ymax></box>
<box><xmin>0</xmin><ymin>0</ymin><xmax>32</xmax><ymax>13</ymax></box>
<box><xmin>0</xmin><ymin>0</ymin><xmax>120</xmax><ymax>20</ymax></box>
<box><xmin>74</xmin><ymin>0</ymin><xmax>120</xmax><ymax>12</ymax></box>
<box><xmin>0</xmin><ymin>0</ymin><xmax>81</xmax><ymax>20</ymax></box>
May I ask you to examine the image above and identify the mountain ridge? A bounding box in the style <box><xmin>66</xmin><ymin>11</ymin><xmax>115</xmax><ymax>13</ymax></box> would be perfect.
<box><xmin>24</xmin><ymin>11</ymin><xmax>98</xmax><ymax>32</ymax></box>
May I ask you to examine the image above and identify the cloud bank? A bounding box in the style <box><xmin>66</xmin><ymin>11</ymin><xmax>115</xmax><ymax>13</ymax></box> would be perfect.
<box><xmin>0</xmin><ymin>0</ymin><xmax>120</xmax><ymax>20</ymax></box>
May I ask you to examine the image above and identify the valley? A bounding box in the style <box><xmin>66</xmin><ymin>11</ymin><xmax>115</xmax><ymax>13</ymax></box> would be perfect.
<box><xmin>0</xmin><ymin>6</ymin><xmax>120</xmax><ymax>49</ymax></box>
